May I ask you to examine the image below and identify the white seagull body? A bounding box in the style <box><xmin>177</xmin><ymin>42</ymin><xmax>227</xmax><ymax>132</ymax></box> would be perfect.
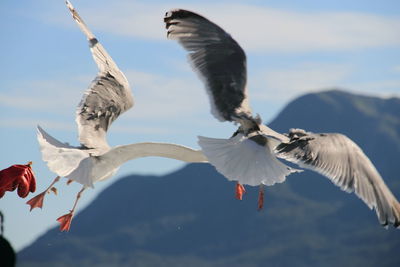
<box><xmin>164</xmin><ymin>9</ymin><xmax>400</xmax><ymax>228</ymax></box>
<box><xmin>38</xmin><ymin>2</ymin><xmax>207</xmax><ymax>188</ymax></box>
<box><xmin>29</xmin><ymin>2</ymin><xmax>206</xmax><ymax>230</ymax></box>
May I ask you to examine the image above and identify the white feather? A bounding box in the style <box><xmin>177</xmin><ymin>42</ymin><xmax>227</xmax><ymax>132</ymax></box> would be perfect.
<box><xmin>37</xmin><ymin>126</ymin><xmax>89</xmax><ymax>178</ymax></box>
<box><xmin>64</xmin><ymin>156</ymin><xmax>118</xmax><ymax>188</ymax></box>
<box><xmin>38</xmin><ymin>125</ymin><xmax>208</xmax><ymax>188</ymax></box>
<box><xmin>198</xmin><ymin>134</ymin><xmax>301</xmax><ymax>186</ymax></box>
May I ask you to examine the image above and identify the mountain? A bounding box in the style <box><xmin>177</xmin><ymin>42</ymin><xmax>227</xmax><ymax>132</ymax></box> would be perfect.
<box><xmin>18</xmin><ymin>90</ymin><xmax>400</xmax><ymax>267</ymax></box>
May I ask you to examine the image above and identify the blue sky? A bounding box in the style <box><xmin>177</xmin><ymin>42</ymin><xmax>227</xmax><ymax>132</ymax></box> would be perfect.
<box><xmin>1</xmin><ymin>0</ymin><xmax>399</xmax><ymax>251</ymax></box>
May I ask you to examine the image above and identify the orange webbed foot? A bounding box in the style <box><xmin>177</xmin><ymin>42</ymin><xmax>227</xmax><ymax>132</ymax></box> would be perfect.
<box><xmin>26</xmin><ymin>176</ymin><xmax>60</xmax><ymax>211</ymax></box>
<box><xmin>235</xmin><ymin>182</ymin><xmax>246</xmax><ymax>200</ymax></box>
<box><xmin>258</xmin><ymin>185</ymin><xmax>265</xmax><ymax>211</ymax></box>
<box><xmin>26</xmin><ymin>192</ymin><xmax>46</xmax><ymax>211</ymax></box>
<box><xmin>57</xmin><ymin>212</ymin><xmax>73</xmax><ymax>232</ymax></box>
<box><xmin>56</xmin><ymin>186</ymin><xmax>86</xmax><ymax>232</ymax></box>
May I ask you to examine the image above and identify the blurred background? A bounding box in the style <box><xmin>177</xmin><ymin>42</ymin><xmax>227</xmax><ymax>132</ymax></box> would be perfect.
<box><xmin>0</xmin><ymin>0</ymin><xmax>399</xmax><ymax>266</ymax></box>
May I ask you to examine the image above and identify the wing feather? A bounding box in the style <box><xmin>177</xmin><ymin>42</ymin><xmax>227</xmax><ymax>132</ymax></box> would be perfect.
<box><xmin>84</xmin><ymin>143</ymin><xmax>207</xmax><ymax>184</ymax></box>
<box><xmin>37</xmin><ymin>126</ymin><xmax>89</xmax><ymax>178</ymax></box>
<box><xmin>276</xmin><ymin>130</ymin><xmax>400</xmax><ymax>227</ymax></box>
<box><xmin>99</xmin><ymin>142</ymin><xmax>208</xmax><ymax>167</ymax></box>
<box><xmin>66</xmin><ymin>1</ymin><xmax>133</xmax><ymax>149</ymax></box>
<box><xmin>164</xmin><ymin>9</ymin><xmax>251</xmax><ymax>122</ymax></box>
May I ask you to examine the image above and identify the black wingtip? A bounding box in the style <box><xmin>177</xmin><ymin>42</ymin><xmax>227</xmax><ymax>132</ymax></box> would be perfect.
<box><xmin>165</xmin><ymin>9</ymin><xmax>189</xmax><ymax>20</ymax></box>
<box><xmin>66</xmin><ymin>0</ymin><xmax>74</xmax><ymax>11</ymax></box>
<box><xmin>164</xmin><ymin>9</ymin><xmax>207</xmax><ymax>36</ymax></box>
<box><xmin>164</xmin><ymin>9</ymin><xmax>205</xmax><ymax>23</ymax></box>
<box><xmin>379</xmin><ymin>220</ymin><xmax>400</xmax><ymax>229</ymax></box>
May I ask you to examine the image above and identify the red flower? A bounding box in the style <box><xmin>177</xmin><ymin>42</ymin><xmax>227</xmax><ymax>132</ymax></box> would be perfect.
<box><xmin>235</xmin><ymin>182</ymin><xmax>246</xmax><ymax>200</ymax></box>
<box><xmin>0</xmin><ymin>162</ymin><xmax>36</xmax><ymax>198</ymax></box>
<box><xmin>57</xmin><ymin>212</ymin><xmax>73</xmax><ymax>232</ymax></box>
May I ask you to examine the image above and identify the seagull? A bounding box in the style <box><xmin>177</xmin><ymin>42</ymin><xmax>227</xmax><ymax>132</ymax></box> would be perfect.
<box><xmin>164</xmin><ymin>9</ymin><xmax>400</xmax><ymax>228</ymax></box>
<box><xmin>26</xmin><ymin>1</ymin><xmax>207</xmax><ymax>231</ymax></box>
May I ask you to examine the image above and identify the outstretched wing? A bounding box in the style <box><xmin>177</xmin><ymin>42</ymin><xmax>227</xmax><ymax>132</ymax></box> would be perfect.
<box><xmin>101</xmin><ymin>142</ymin><xmax>208</xmax><ymax>165</ymax></box>
<box><xmin>276</xmin><ymin>129</ymin><xmax>400</xmax><ymax>228</ymax></box>
<box><xmin>164</xmin><ymin>9</ymin><xmax>251</xmax><ymax>122</ymax></box>
<box><xmin>66</xmin><ymin>1</ymin><xmax>133</xmax><ymax>149</ymax></box>
<box><xmin>84</xmin><ymin>143</ymin><xmax>208</xmax><ymax>185</ymax></box>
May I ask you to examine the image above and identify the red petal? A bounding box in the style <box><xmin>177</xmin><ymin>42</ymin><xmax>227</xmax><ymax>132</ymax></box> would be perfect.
<box><xmin>57</xmin><ymin>213</ymin><xmax>73</xmax><ymax>232</ymax></box>
<box><xmin>235</xmin><ymin>183</ymin><xmax>246</xmax><ymax>200</ymax></box>
<box><xmin>26</xmin><ymin>192</ymin><xmax>46</xmax><ymax>211</ymax></box>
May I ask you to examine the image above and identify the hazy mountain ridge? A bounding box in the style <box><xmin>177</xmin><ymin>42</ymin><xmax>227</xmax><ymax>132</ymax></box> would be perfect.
<box><xmin>18</xmin><ymin>90</ymin><xmax>400</xmax><ymax>267</ymax></box>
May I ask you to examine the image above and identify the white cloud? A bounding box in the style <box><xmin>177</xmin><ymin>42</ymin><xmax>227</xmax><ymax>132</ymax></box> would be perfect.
<box><xmin>250</xmin><ymin>63</ymin><xmax>353</xmax><ymax>101</ymax></box>
<box><xmin>0</xmin><ymin>118</ymin><xmax>75</xmax><ymax>131</ymax></box>
<box><xmin>248</xmin><ymin>62</ymin><xmax>400</xmax><ymax>105</ymax></box>
<box><xmin>0</xmin><ymin>79</ymin><xmax>83</xmax><ymax>115</ymax></box>
<box><xmin>111</xmin><ymin>124</ymin><xmax>174</xmax><ymax>135</ymax></box>
<box><xmin>343</xmin><ymin>80</ymin><xmax>400</xmax><ymax>98</ymax></box>
<box><xmin>0</xmin><ymin>68</ymin><xmax>211</xmax><ymax>131</ymax></box>
<box><xmin>0</xmin><ymin>118</ymin><xmax>172</xmax><ymax>136</ymax></box>
<box><xmin>123</xmin><ymin>69</ymin><xmax>209</xmax><ymax>119</ymax></box>
<box><xmin>392</xmin><ymin>65</ymin><xmax>400</xmax><ymax>74</ymax></box>
<box><xmin>217</xmin><ymin>8</ymin><xmax>400</xmax><ymax>52</ymax></box>
<box><xmin>44</xmin><ymin>1</ymin><xmax>400</xmax><ymax>52</ymax></box>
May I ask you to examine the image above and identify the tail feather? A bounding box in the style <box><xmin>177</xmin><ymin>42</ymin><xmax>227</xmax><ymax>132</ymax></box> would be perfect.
<box><xmin>64</xmin><ymin>157</ymin><xmax>99</xmax><ymax>188</ymax></box>
<box><xmin>198</xmin><ymin>134</ymin><xmax>301</xmax><ymax>186</ymax></box>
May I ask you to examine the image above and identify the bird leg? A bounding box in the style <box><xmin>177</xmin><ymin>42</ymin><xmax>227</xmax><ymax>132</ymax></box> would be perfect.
<box><xmin>235</xmin><ymin>182</ymin><xmax>246</xmax><ymax>200</ymax></box>
<box><xmin>26</xmin><ymin>176</ymin><xmax>61</xmax><ymax>211</ymax></box>
<box><xmin>258</xmin><ymin>184</ymin><xmax>265</xmax><ymax>211</ymax></box>
<box><xmin>57</xmin><ymin>186</ymin><xmax>86</xmax><ymax>232</ymax></box>
<box><xmin>71</xmin><ymin>186</ymin><xmax>86</xmax><ymax>214</ymax></box>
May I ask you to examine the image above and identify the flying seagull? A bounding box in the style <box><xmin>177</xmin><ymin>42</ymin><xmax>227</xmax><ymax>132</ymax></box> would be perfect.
<box><xmin>26</xmin><ymin>1</ymin><xmax>207</xmax><ymax>231</ymax></box>
<box><xmin>164</xmin><ymin>9</ymin><xmax>400</xmax><ymax>228</ymax></box>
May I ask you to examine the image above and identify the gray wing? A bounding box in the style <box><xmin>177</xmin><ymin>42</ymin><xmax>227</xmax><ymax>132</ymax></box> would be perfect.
<box><xmin>164</xmin><ymin>9</ymin><xmax>252</xmax><ymax>122</ymax></box>
<box><xmin>276</xmin><ymin>129</ymin><xmax>400</xmax><ymax>228</ymax></box>
<box><xmin>67</xmin><ymin>1</ymin><xmax>133</xmax><ymax>149</ymax></box>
